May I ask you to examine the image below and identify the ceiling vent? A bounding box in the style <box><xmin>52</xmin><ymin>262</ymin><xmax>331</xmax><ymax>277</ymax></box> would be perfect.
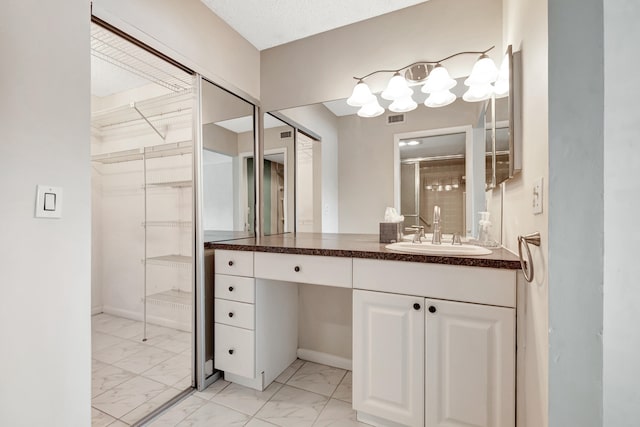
<box><xmin>280</xmin><ymin>130</ymin><xmax>292</xmax><ymax>139</ymax></box>
<box><xmin>387</xmin><ymin>114</ymin><xmax>406</xmax><ymax>125</ymax></box>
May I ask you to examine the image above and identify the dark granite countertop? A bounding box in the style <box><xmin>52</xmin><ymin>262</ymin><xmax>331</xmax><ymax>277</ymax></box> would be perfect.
<box><xmin>205</xmin><ymin>233</ymin><xmax>521</xmax><ymax>270</ymax></box>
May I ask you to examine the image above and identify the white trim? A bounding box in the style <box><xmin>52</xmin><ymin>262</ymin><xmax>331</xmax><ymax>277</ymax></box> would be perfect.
<box><xmin>297</xmin><ymin>348</ymin><xmax>352</xmax><ymax>371</ymax></box>
<box><xmin>356</xmin><ymin>411</ymin><xmax>408</xmax><ymax>427</ymax></box>
<box><xmin>264</xmin><ymin>147</ymin><xmax>288</xmax><ymax>232</ymax></box>
<box><xmin>91</xmin><ymin>305</ymin><xmax>103</xmax><ymax>316</ymax></box>
<box><xmin>239</xmin><ymin>150</ymin><xmax>253</xmax><ymax>232</ymax></box>
<box><xmin>223</xmin><ymin>372</ymin><xmax>265</xmax><ymax>391</ymax></box>
<box><xmin>241</xmin><ymin>147</ymin><xmax>290</xmax><ymax>234</ymax></box>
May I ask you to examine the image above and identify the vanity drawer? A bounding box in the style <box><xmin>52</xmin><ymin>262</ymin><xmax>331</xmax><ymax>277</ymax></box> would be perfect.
<box><xmin>215</xmin><ymin>274</ymin><xmax>255</xmax><ymax>303</ymax></box>
<box><xmin>215</xmin><ymin>250</ymin><xmax>254</xmax><ymax>277</ymax></box>
<box><xmin>214</xmin><ymin>299</ymin><xmax>255</xmax><ymax>330</ymax></box>
<box><xmin>214</xmin><ymin>323</ymin><xmax>255</xmax><ymax>378</ymax></box>
<box><xmin>254</xmin><ymin>252</ymin><xmax>352</xmax><ymax>288</ymax></box>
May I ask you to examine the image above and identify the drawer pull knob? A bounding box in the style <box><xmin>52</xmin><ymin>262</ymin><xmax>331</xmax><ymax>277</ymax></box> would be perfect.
<box><xmin>428</xmin><ymin>305</ymin><xmax>437</xmax><ymax>313</ymax></box>
<box><xmin>294</xmin><ymin>266</ymin><xmax>301</xmax><ymax>272</ymax></box>
<box><xmin>228</xmin><ymin>260</ymin><xmax>234</xmax><ymax>266</ymax></box>
<box><xmin>413</xmin><ymin>303</ymin><xmax>421</xmax><ymax>311</ymax></box>
<box><xmin>228</xmin><ymin>312</ymin><xmax>234</xmax><ymax>318</ymax></box>
<box><xmin>228</xmin><ymin>286</ymin><xmax>234</xmax><ymax>292</ymax></box>
<box><xmin>228</xmin><ymin>349</ymin><xmax>234</xmax><ymax>355</ymax></box>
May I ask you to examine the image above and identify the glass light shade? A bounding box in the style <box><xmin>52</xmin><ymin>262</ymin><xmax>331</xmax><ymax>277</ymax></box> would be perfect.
<box><xmin>462</xmin><ymin>83</ymin><xmax>494</xmax><ymax>102</ymax></box>
<box><xmin>347</xmin><ymin>81</ymin><xmax>376</xmax><ymax>107</ymax></box>
<box><xmin>493</xmin><ymin>80</ymin><xmax>509</xmax><ymax>98</ymax></box>
<box><xmin>493</xmin><ymin>55</ymin><xmax>510</xmax><ymax>98</ymax></box>
<box><xmin>424</xmin><ymin>90</ymin><xmax>456</xmax><ymax>108</ymax></box>
<box><xmin>464</xmin><ymin>54</ymin><xmax>499</xmax><ymax>86</ymax></box>
<box><xmin>381</xmin><ymin>73</ymin><xmax>413</xmax><ymax>101</ymax></box>
<box><xmin>421</xmin><ymin>65</ymin><xmax>457</xmax><ymax>93</ymax></box>
<box><xmin>357</xmin><ymin>98</ymin><xmax>385</xmax><ymax>118</ymax></box>
<box><xmin>389</xmin><ymin>95</ymin><xmax>418</xmax><ymax>113</ymax></box>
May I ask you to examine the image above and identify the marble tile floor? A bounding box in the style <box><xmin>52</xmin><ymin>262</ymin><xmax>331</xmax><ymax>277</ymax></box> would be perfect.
<box><xmin>92</xmin><ymin>313</ymin><xmax>193</xmax><ymax>426</ymax></box>
<box><xmin>146</xmin><ymin>359</ymin><xmax>370</xmax><ymax>427</ymax></box>
<box><xmin>92</xmin><ymin>313</ymin><xmax>369</xmax><ymax>426</ymax></box>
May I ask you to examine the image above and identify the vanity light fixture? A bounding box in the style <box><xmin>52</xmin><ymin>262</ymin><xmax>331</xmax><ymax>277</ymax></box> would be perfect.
<box><xmin>348</xmin><ymin>46</ymin><xmax>506</xmax><ymax>117</ymax></box>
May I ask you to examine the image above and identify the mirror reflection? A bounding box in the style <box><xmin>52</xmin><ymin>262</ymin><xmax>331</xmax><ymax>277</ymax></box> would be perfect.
<box><xmin>201</xmin><ymin>79</ymin><xmax>255</xmax><ymax>242</ymax></box>
<box><xmin>275</xmin><ymin>86</ymin><xmax>492</xmax><ymax>237</ymax></box>
<box><xmin>260</xmin><ymin>114</ymin><xmax>295</xmax><ymax>235</ymax></box>
<box><xmin>399</xmin><ymin>131</ymin><xmax>467</xmax><ymax>235</ymax></box>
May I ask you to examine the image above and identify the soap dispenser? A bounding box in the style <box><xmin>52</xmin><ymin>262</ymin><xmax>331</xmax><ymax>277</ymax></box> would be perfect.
<box><xmin>478</xmin><ymin>211</ymin><xmax>491</xmax><ymax>244</ymax></box>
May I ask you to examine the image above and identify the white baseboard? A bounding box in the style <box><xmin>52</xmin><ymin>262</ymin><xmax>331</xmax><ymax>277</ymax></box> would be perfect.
<box><xmin>91</xmin><ymin>305</ymin><xmax>103</xmax><ymax>316</ymax></box>
<box><xmin>101</xmin><ymin>305</ymin><xmax>191</xmax><ymax>332</ymax></box>
<box><xmin>102</xmin><ymin>305</ymin><xmax>142</xmax><ymax>321</ymax></box>
<box><xmin>224</xmin><ymin>372</ymin><xmax>264</xmax><ymax>391</ymax></box>
<box><xmin>297</xmin><ymin>348</ymin><xmax>352</xmax><ymax>371</ymax></box>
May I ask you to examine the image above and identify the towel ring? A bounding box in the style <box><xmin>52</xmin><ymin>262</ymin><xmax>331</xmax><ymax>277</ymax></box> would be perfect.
<box><xmin>517</xmin><ymin>232</ymin><xmax>541</xmax><ymax>283</ymax></box>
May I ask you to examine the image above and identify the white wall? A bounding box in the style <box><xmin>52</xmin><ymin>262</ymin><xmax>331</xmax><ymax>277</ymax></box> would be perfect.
<box><xmin>496</xmin><ymin>0</ymin><xmax>549</xmax><ymax>426</ymax></box>
<box><xmin>93</xmin><ymin>0</ymin><xmax>260</xmax><ymax>100</ymax></box>
<box><xmin>0</xmin><ymin>1</ymin><xmax>91</xmax><ymax>425</ymax></box>
<box><xmin>337</xmin><ymin>102</ymin><xmax>481</xmax><ymax>233</ymax></box>
<box><xmin>603</xmin><ymin>2</ymin><xmax>640</xmax><ymax>425</ymax></box>
<box><xmin>261</xmin><ymin>0</ymin><xmax>502</xmax><ymax>111</ymax></box>
<box><xmin>548</xmin><ymin>0</ymin><xmax>603</xmax><ymax>426</ymax></box>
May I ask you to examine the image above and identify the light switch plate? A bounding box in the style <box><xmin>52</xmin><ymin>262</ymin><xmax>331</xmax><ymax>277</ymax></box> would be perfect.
<box><xmin>35</xmin><ymin>185</ymin><xmax>63</xmax><ymax>218</ymax></box>
<box><xmin>532</xmin><ymin>177</ymin><xmax>543</xmax><ymax>215</ymax></box>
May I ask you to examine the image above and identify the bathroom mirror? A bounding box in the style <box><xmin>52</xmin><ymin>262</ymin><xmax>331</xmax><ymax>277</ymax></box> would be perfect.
<box><xmin>263</xmin><ymin>46</ymin><xmax>521</xmax><ymax>237</ymax></box>
<box><xmin>201</xmin><ymin>79</ymin><xmax>256</xmax><ymax>242</ymax></box>
<box><xmin>273</xmin><ymin>89</ymin><xmax>492</xmax><ymax>236</ymax></box>
<box><xmin>395</xmin><ymin>127</ymin><xmax>475</xmax><ymax>237</ymax></box>
<box><xmin>487</xmin><ymin>45</ymin><xmax>521</xmax><ymax>186</ymax></box>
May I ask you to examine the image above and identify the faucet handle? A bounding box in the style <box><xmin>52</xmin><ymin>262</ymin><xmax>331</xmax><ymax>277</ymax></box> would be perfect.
<box><xmin>411</xmin><ymin>225</ymin><xmax>425</xmax><ymax>243</ymax></box>
<box><xmin>452</xmin><ymin>233</ymin><xmax>463</xmax><ymax>245</ymax></box>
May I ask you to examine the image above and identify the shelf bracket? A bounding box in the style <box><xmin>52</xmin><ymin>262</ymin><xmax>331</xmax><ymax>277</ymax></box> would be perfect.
<box><xmin>130</xmin><ymin>101</ymin><xmax>166</xmax><ymax>141</ymax></box>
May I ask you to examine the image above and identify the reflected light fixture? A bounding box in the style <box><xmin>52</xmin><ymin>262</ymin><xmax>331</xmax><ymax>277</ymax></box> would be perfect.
<box><xmin>493</xmin><ymin>54</ymin><xmax>510</xmax><ymax>98</ymax></box>
<box><xmin>347</xmin><ymin>80</ymin><xmax>376</xmax><ymax>106</ymax></box>
<box><xmin>389</xmin><ymin>95</ymin><xmax>418</xmax><ymax>113</ymax></box>
<box><xmin>357</xmin><ymin>98</ymin><xmax>384</xmax><ymax>118</ymax></box>
<box><xmin>347</xmin><ymin>46</ymin><xmax>508</xmax><ymax>118</ymax></box>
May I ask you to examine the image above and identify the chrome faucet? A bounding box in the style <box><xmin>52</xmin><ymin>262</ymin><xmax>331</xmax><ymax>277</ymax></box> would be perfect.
<box><xmin>411</xmin><ymin>225</ymin><xmax>425</xmax><ymax>244</ymax></box>
<box><xmin>431</xmin><ymin>206</ymin><xmax>442</xmax><ymax>245</ymax></box>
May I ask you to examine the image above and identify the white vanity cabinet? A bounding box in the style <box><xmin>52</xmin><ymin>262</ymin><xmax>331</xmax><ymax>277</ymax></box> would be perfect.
<box><xmin>353</xmin><ymin>259</ymin><xmax>516</xmax><ymax>427</ymax></box>
<box><xmin>425</xmin><ymin>298</ymin><xmax>514</xmax><ymax>427</ymax></box>
<box><xmin>353</xmin><ymin>290</ymin><xmax>426</xmax><ymax>427</ymax></box>
<box><xmin>213</xmin><ymin>250</ymin><xmax>298</xmax><ymax>391</ymax></box>
<box><xmin>211</xmin><ymin>247</ymin><xmax>516</xmax><ymax>426</ymax></box>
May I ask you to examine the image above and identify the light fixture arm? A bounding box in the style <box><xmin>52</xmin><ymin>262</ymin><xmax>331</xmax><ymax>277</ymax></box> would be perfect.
<box><xmin>352</xmin><ymin>45</ymin><xmax>495</xmax><ymax>81</ymax></box>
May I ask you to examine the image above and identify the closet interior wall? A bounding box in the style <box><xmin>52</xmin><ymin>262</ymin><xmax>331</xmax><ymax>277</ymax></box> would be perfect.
<box><xmin>90</xmin><ymin>23</ymin><xmax>194</xmax><ymax>332</ymax></box>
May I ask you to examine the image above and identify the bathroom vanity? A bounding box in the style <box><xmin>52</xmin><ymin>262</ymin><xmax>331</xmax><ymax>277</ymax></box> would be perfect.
<box><xmin>206</xmin><ymin>233</ymin><xmax>520</xmax><ymax>427</ymax></box>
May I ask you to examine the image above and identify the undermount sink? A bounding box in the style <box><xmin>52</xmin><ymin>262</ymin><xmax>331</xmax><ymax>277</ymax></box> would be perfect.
<box><xmin>385</xmin><ymin>241</ymin><xmax>492</xmax><ymax>256</ymax></box>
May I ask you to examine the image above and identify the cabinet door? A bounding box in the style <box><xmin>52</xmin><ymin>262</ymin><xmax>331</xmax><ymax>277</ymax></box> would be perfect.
<box><xmin>353</xmin><ymin>290</ymin><xmax>425</xmax><ymax>427</ymax></box>
<box><xmin>425</xmin><ymin>299</ymin><xmax>515</xmax><ymax>427</ymax></box>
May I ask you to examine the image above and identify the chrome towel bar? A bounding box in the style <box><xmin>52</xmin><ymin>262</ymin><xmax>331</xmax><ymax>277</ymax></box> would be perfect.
<box><xmin>517</xmin><ymin>232</ymin><xmax>541</xmax><ymax>283</ymax></box>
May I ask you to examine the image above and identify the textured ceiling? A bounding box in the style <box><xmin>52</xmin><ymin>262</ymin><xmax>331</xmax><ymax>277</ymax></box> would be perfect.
<box><xmin>201</xmin><ymin>0</ymin><xmax>430</xmax><ymax>50</ymax></box>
